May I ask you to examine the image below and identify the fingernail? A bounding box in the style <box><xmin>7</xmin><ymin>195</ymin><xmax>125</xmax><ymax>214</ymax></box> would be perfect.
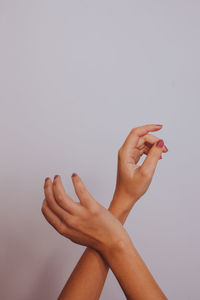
<box><xmin>156</xmin><ymin>139</ymin><xmax>164</xmax><ymax>148</ymax></box>
<box><xmin>154</xmin><ymin>124</ymin><xmax>163</xmax><ymax>127</ymax></box>
<box><xmin>54</xmin><ymin>175</ymin><xmax>59</xmax><ymax>180</ymax></box>
<box><xmin>160</xmin><ymin>155</ymin><xmax>162</xmax><ymax>159</ymax></box>
<box><xmin>45</xmin><ymin>177</ymin><xmax>49</xmax><ymax>182</ymax></box>
<box><xmin>72</xmin><ymin>173</ymin><xmax>77</xmax><ymax>177</ymax></box>
<box><xmin>164</xmin><ymin>145</ymin><xmax>168</xmax><ymax>151</ymax></box>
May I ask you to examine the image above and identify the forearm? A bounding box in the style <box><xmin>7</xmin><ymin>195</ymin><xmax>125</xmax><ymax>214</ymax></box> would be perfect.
<box><xmin>58</xmin><ymin>191</ymin><xmax>135</xmax><ymax>300</ymax></box>
<box><xmin>101</xmin><ymin>235</ymin><xmax>167</xmax><ymax>300</ymax></box>
<box><xmin>58</xmin><ymin>247</ymin><xmax>109</xmax><ymax>300</ymax></box>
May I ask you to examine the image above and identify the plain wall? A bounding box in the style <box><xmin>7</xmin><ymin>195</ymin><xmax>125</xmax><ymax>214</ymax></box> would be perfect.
<box><xmin>1</xmin><ymin>1</ymin><xmax>200</xmax><ymax>299</ymax></box>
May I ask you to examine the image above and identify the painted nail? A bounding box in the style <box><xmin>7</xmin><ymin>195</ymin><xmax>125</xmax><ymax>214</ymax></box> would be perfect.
<box><xmin>54</xmin><ymin>175</ymin><xmax>59</xmax><ymax>180</ymax></box>
<box><xmin>45</xmin><ymin>177</ymin><xmax>49</xmax><ymax>182</ymax></box>
<box><xmin>72</xmin><ymin>173</ymin><xmax>77</xmax><ymax>177</ymax></box>
<box><xmin>164</xmin><ymin>145</ymin><xmax>168</xmax><ymax>152</ymax></box>
<box><xmin>154</xmin><ymin>124</ymin><xmax>163</xmax><ymax>127</ymax></box>
<box><xmin>156</xmin><ymin>139</ymin><xmax>164</xmax><ymax>148</ymax></box>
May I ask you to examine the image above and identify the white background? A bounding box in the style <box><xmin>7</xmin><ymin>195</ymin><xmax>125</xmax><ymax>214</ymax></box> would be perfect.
<box><xmin>0</xmin><ymin>1</ymin><xmax>200</xmax><ymax>299</ymax></box>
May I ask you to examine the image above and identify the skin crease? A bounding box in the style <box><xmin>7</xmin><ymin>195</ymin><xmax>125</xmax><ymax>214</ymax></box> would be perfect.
<box><xmin>41</xmin><ymin>124</ymin><xmax>168</xmax><ymax>300</ymax></box>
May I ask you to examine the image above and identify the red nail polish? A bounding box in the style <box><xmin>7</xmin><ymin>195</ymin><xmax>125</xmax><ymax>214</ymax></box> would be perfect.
<box><xmin>72</xmin><ymin>173</ymin><xmax>77</xmax><ymax>177</ymax></box>
<box><xmin>156</xmin><ymin>139</ymin><xmax>164</xmax><ymax>148</ymax></box>
<box><xmin>154</xmin><ymin>124</ymin><xmax>163</xmax><ymax>127</ymax></box>
<box><xmin>164</xmin><ymin>145</ymin><xmax>168</xmax><ymax>151</ymax></box>
<box><xmin>54</xmin><ymin>175</ymin><xmax>59</xmax><ymax>180</ymax></box>
<box><xmin>45</xmin><ymin>177</ymin><xmax>49</xmax><ymax>182</ymax></box>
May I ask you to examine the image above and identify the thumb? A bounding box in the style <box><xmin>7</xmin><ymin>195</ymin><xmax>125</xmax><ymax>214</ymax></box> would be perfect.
<box><xmin>71</xmin><ymin>173</ymin><xmax>94</xmax><ymax>208</ymax></box>
<box><xmin>140</xmin><ymin>139</ymin><xmax>165</xmax><ymax>178</ymax></box>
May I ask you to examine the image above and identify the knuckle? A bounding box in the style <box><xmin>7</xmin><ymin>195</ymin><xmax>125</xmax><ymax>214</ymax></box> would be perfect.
<box><xmin>77</xmin><ymin>182</ymin><xmax>86</xmax><ymax>195</ymax></box>
<box><xmin>45</xmin><ymin>197</ymin><xmax>51</xmax><ymax>206</ymax></box>
<box><xmin>57</xmin><ymin>224</ymin><xmax>66</xmax><ymax>235</ymax></box>
<box><xmin>41</xmin><ymin>205</ymin><xmax>45</xmax><ymax>215</ymax></box>
<box><xmin>118</xmin><ymin>147</ymin><xmax>124</xmax><ymax>158</ymax></box>
<box><xmin>44</xmin><ymin>184</ymin><xmax>50</xmax><ymax>193</ymax></box>
<box><xmin>41</xmin><ymin>202</ymin><xmax>47</xmax><ymax>214</ymax></box>
<box><xmin>90</xmin><ymin>204</ymin><xmax>100</xmax><ymax>216</ymax></box>
<box><xmin>146</xmin><ymin>173</ymin><xmax>152</xmax><ymax>180</ymax></box>
<box><xmin>131</xmin><ymin>128</ymin><xmax>136</xmax><ymax>134</ymax></box>
<box><xmin>140</xmin><ymin>168</ymin><xmax>151</xmax><ymax>179</ymax></box>
<box><xmin>56</xmin><ymin>194</ymin><xmax>64</xmax><ymax>206</ymax></box>
<box><xmin>66</xmin><ymin>216</ymin><xmax>77</xmax><ymax>229</ymax></box>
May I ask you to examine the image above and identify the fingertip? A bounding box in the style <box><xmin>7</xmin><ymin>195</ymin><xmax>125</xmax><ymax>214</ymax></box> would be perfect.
<box><xmin>44</xmin><ymin>177</ymin><xmax>50</xmax><ymax>185</ymax></box>
<box><xmin>156</xmin><ymin>139</ymin><xmax>164</xmax><ymax>148</ymax></box>
<box><xmin>154</xmin><ymin>124</ymin><xmax>163</xmax><ymax>127</ymax></box>
<box><xmin>71</xmin><ymin>173</ymin><xmax>78</xmax><ymax>184</ymax></box>
<box><xmin>164</xmin><ymin>145</ymin><xmax>168</xmax><ymax>152</ymax></box>
<box><xmin>149</xmin><ymin>125</ymin><xmax>163</xmax><ymax>133</ymax></box>
<box><xmin>53</xmin><ymin>175</ymin><xmax>61</xmax><ymax>187</ymax></box>
<box><xmin>71</xmin><ymin>173</ymin><xmax>78</xmax><ymax>178</ymax></box>
<box><xmin>44</xmin><ymin>177</ymin><xmax>51</xmax><ymax>188</ymax></box>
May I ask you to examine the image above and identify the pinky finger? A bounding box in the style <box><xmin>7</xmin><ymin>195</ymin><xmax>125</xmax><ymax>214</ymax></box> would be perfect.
<box><xmin>41</xmin><ymin>199</ymin><xmax>68</xmax><ymax>236</ymax></box>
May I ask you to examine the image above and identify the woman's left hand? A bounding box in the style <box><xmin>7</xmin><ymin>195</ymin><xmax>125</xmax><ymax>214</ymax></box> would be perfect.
<box><xmin>41</xmin><ymin>174</ymin><xmax>129</xmax><ymax>252</ymax></box>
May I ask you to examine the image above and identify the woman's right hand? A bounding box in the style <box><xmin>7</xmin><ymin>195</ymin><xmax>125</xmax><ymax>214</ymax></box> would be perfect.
<box><xmin>109</xmin><ymin>124</ymin><xmax>168</xmax><ymax>218</ymax></box>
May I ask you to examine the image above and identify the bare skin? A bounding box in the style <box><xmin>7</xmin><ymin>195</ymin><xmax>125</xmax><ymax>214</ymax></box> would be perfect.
<box><xmin>41</xmin><ymin>124</ymin><xmax>168</xmax><ymax>300</ymax></box>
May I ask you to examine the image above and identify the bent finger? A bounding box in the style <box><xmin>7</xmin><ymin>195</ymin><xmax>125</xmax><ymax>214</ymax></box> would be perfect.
<box><xmin>41</xmin><ymin>199</ymin><xmax>69</xmax><ymax>235</ymax></box>
<box><xmin>44</xmin><ymin>177</ymin><xmax>74</xmax><ymax>222</ymax></box>
<box><xmin>53</xmin><ymin>175</ymin><xmax>80</xmax><ymax>214</ymax></box>
<box><xmin>71</xmin><ymin>173</ymin><xmax>95</xmax><ymax>208</ymax></box>
<box><xmin>140</xmin><ymin>139</ymin><xmax>165</xmax><ymax>178</ymax></box>
<box><xmin>122</xmin><ymin>124</ymin><xmax>163</xmax><ymax>150</ymax></box>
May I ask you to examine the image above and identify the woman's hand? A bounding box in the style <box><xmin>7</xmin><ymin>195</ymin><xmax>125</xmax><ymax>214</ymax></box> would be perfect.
<box><xmin>109</xmin><ymin>124</ymin><xmax>168</xmax><ymax>218</ymax></box>
<box><xmin>42</xmin><ymin>172</ymin><xmax>167</xmax><ymax>300</ymax></box>
<box><xmin>41</xmin><ymin>174</ymin><xmax>128</xmax><ymax>252</ymax></box>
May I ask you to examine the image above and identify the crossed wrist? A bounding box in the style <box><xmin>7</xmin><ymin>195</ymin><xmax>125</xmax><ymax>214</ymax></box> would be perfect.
<box><xmin>100</xmin><ymin>229</ymin><xmax>132</xmax><ymax>259</ymax></box>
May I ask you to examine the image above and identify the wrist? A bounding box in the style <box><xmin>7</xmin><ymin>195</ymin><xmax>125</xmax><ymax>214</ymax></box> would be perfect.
<box><xmin>108</xmin><ymin>188</ymin><xmax>138</xmax><ymax>224</ymax></box>
<box><xmin>108</xmin><ymin>204</ymin><xmax>129</xmax><ymax>224</ymax></box>
<box><xmin>100</xmin><ymin>229</ymin><xmax>133</xmax><ymax>259</ymax></box>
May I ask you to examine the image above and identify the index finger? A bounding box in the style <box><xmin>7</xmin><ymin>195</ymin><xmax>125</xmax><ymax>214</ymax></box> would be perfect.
<box><xmin>122</xmin><ymin>124</ymin><xmax>163</xmax><ymax>150</ymax></box>
<box><xmin>52</xmin><ymin>175</ymin><xmax>80</xmax><ymax>214</ymax></box>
